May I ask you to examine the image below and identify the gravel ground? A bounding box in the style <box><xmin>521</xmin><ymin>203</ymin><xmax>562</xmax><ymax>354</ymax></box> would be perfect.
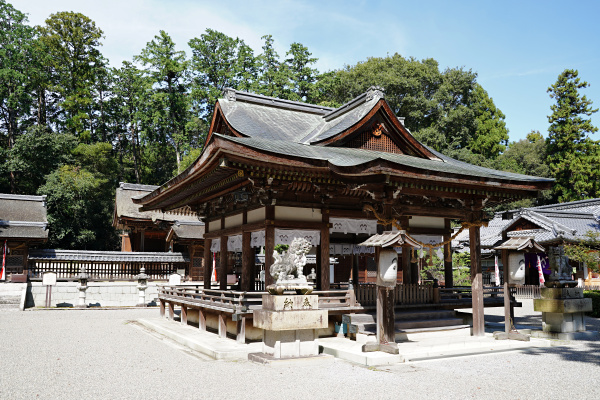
<box><xmin>1</xmin><ymin>306</ymin><xmax>599</xmax><ymax>400</ymax></box>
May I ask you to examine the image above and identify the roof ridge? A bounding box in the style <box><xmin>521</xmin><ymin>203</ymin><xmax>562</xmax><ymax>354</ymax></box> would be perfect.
<box><xmin>525</xmin><ymin>210</ymin><xmax>575</xmax><ymax>235</ymax></box>
<box><xmin>119</xmin><ymin>182</ymin><xmax>160</xmax><ymax>191</ymax></box>
<box><xmin>0</xmin><ymin>194</ymin><xmax>46</xmax><ymax>202</ymax></box>
<box><xmin>222</xmin><ymin>88</ymin><xmax>334</xmax><ymax>115</ymax></box>
<box><xmin>321</xmin><ymin>86</ymin><xmax>384</xmax><ymax>122</ymax></box>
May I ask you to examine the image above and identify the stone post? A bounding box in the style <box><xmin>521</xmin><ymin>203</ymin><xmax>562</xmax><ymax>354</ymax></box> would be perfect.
<box><xmin>136</xmin><ymin>267</ymin><xmax>149</xmax><ymax>307</ymax></box>
<box><xmin>76</xmin><ymin>266</ymin><xmax>89</xmax><ymax>308</ymax></box>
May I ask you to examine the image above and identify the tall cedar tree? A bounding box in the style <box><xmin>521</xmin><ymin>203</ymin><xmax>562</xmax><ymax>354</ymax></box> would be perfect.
<box><xmin>37</xmin><ymin>12</ymin><xmax>106</xmax><ymax>141</ymax></box>
<box><xmin>546</xmin><ymin>69</ymin><xmax>600</xmax><ymax>202</ymax></box>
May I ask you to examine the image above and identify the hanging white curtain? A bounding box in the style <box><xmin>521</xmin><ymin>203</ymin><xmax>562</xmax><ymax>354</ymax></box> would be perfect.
<box><xmin>210</xmin><ymin>238</ymin><xmax>221</xmax><ymax>252</ymax></box>
<box><xmin>251</xmin><ymin>230</ymin><xmax>265</xmax><ymax>248</ymax></box>
<box><xmin>227</xmin><ymin>235</ymin><xmax>242</xmax><ymax>252</ymax></box>
<box><xmin>329</xmin><ymin>218</ymin><xmax>377</xmax><ymax>235</ymax></box>
<box><xmin>353</xmin><ymin>245</ymin><xmax>375</xmax><ymax>254</ymax></box>
<box><xmin>274</xmin><ymin>229</ymin><xmax>320</xmax><ymax>246</ymax></box>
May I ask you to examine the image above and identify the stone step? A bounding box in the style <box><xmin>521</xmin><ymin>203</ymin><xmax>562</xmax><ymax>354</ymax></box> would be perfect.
<box><xmin>343</xmin><ymin>310</ymin><xmax>459</xmax><ymax>326</ymax></box>
<box><xmin>395</xmin><ymin>318</ymin><xmax>466</xmax><ymax>330</ymax></box>
<box><xmin>0</xmin><ymin>296</ymin><xmax>21</xmax><ymax>305</ymax></box>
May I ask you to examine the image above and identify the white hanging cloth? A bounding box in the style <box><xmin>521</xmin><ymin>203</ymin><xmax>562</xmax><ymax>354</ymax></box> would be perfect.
<box><xmin>329</xmin><ymin>218</ymin><xmax>377</xmax><ymax>235</ymax></box>
<box><xmin>251</xmin><ymin>230</ymin><xmax>265</xmax><ymax>248</ymax></box>
<box><xmin>227</xmin><ymin>235</ymin><xmax>242</xmax><ymax>252</ymax></box>
<box><xmin>274</xmin><ymin>229</ymin><xmax>320</xmax><ymax>246</ymax></box>
<box><xmin>210</xmin><ymin>238</ymin><xmax>221</xmax><ymax>252</ymax></box>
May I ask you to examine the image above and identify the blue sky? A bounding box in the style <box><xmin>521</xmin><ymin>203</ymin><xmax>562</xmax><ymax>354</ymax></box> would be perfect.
<box><xmin>12</xmin><ymin>0</ymin><xmax>600</xmax><ymax>143</ymax></box>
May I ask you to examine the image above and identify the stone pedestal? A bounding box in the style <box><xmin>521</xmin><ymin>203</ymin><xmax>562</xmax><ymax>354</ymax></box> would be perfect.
<box><xmin>252</xmin><ymin>294</ymin><xmax>328</xmax><ymax>360</ymax></box>
<box><xmin>533</xmin><ymin>288</ymin><xmax>592</xmax><ymax>334</ymax></box>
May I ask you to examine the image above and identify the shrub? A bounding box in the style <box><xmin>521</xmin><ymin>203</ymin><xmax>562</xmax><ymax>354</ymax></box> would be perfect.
<box><xmin>584</xmin><ymin>290</ymin><xmax>600</xmax><ymax>318</ymax></box>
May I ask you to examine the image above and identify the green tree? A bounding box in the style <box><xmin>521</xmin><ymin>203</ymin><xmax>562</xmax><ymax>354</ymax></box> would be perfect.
<box><xmin>111</xmin><ymin>61</ymin><xmax>151</xmax><ymax>183</ymax></box>
<box><xmin>37</xmin><ymin>11</ymin><xmax>106</xmax><ymax>140</ymax></box>
<box><xmin>564</xmin><ymin>231</ymin><xmax>600</xmax><ymax>273</ymax></box>
<box><xmin>188</xmin><ymin>29</ymin><xmax>258</xmax><ymax>120</ymax></box>
<box><xmin>318</xmin><ymin>54</ymin><xmax>507</xmax><ymax>166</ymax></box>
<box><xmin>255</xmin><ymin>35</ymin><xmax>290</xmax><ymax>99</ymax></box>
<box><xmin>285</xmin><ymin>42</ymin><xmax>318</xmax><ymax>102</ymax></box>
<box><xmin>468</xmin><ymin>84</ymin><xmax>509</xmax><ymax>159</ymax></box>
<box><xmin>546</xmin><ymin>69</ymin><xmax>600</xmax><ymax>202</ymax></box>
<box><xmin>0</xmin><ymin>1</ymin><xmax>38</xmax><ymax>192</ymax></box>
<box><xmin>7</xmin><ymin>125</ymin><xmax>76</xmax><ymax>194</ymax></box>
<box><xmin>135</xmin><ymin>30</ymin><xmax>190</xmax><ymax>174</ymax></box>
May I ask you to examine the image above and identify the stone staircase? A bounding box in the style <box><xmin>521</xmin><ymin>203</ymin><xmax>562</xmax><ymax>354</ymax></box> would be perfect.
<box><xmin>342</xmin><ymin>309</ymin><xmax>470</xmax><ymax>341</ymax></box>
<box><xmin>0</xmin><ymin>283</ymin><xmax>25</xmax><ymax>310</ymax></box>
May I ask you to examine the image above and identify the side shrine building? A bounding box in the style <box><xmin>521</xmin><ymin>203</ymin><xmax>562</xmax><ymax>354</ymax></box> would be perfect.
<box><xmin>134</xmin><ymin>87</ymin><xmax>553</xmax><ymax>334</ymax></box>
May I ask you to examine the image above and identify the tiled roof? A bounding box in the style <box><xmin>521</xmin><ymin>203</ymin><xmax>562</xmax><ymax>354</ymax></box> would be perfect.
<box><xmin>113</xmin><ymin>182</ymin><xmax>199</xmax><ymax>228</ymax></box>
<box><xmin>167</xmin><ymin>221</ymin><xmax>205</xmax><ymax>241</ymax></box>
<box><xmin>28</xmin><ymin>249</ymin><xmax>190</xmax><ymax>263</ymax></box>
<box><xmin>217</xmin><ymin>134</ymin><xmax>551</xmax><ymax>183</ymax></box>
<box><xmin>0</xmin><ymin>194</ymin><xmax>48</xmax><ymax>240</ymax></box>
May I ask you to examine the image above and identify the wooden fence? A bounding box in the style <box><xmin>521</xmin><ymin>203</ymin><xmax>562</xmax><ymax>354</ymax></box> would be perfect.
<box><xmin>27</xmin><ymin>250</ymin><xmax>190</xmax><ymax>281</ymax></box>
<box><xmin>355</xmin><ymin>283</ymin><xmax>435</xmax><ymax>307</ymax></box>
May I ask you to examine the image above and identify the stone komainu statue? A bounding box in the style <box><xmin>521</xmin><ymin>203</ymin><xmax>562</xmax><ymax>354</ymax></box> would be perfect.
<box><xmin>270</xmin><ymin>237</ymin><xmax>312</xmax><ymax>283</ymax></box>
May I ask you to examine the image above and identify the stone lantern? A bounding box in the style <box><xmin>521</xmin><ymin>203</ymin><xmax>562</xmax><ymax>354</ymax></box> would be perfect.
<box><xmin>76</xmin><ymin>266</ymin><xmax>89</xmax><ymax>308</ymax></box>
<box><xmin>135</xmin><ymin>267</ymin><xmax>149</xmax><ymax>307</ymax></box>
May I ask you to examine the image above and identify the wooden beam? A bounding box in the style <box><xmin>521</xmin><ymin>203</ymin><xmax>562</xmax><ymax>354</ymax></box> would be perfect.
<box><xmin>470</xmin><ymin>225</ymin><xmax>484</xmax><ymax>336</ymax></box>
<box><xmin>203</xmin><ymin>238</ymin><xmax>211</xmax><ymax>289</ymax></box>
<box><xmin>219</xmin><ymin>235</ymin><xmax>228</xmax><ymax>290</ymax></box>
<box><xmin>321</xmin><ymin>210</ymin><xmax>330</xmax><ymax>290</ymax></box>
<box><xmin>395</xmin><ymin>204</ymin><xmax>468</xmax><ymax>220</ymax></box>
<box><xmin>241</xmin><ymin>231</ymin><xmax>253</xmax><ymax>292</ymax></box>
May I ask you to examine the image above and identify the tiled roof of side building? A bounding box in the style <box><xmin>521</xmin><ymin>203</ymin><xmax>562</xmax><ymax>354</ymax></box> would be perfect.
<box><xmin>114</xmin><ymin>182</ymin><xmax>199</xmax><ymax>227</ymax></box>
<box><xmin>216</xmin><ymin>134</ymin><xmax>554</xmax><ymax>183</ymax></box>
<box><xmin>0</xmin><ymin>194</ymin><xmax>48</xmax><ymax>240</ymax></box>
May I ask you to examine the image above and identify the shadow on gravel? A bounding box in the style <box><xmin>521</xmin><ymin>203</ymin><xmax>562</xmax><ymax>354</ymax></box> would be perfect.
<box><xmin>524</xmin><ymin>342</ymin><xmax>600</xmax><ymax>365</ymax></box>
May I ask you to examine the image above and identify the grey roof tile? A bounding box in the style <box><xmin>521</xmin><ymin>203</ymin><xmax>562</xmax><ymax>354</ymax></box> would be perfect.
<box><xmin>0</xmin><ymin>194</ymin><xmax>48</xmax><ymax>240</ymax></box>
<box><xmin>217</xmin><ymin>134</ymin><xmax>552</xmax><ymax>183</ymax></box>
<box><xmin>28</xmin><ymin>249</ymin><xmax>190</xmax><ymax>263</ymax></box>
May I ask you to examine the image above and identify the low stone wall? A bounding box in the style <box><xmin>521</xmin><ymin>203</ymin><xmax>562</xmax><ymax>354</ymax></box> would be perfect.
<box><xmin>25</xmin><ymin>282</ymin><xmax>162</xmax><ymax>308</ymax></box>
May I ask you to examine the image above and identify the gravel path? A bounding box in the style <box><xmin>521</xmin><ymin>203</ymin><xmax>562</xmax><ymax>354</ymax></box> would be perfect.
<box><xmin>1</xmin><ymin>307</ymin><xmax>599</xmax><ymax>400</ymax></box>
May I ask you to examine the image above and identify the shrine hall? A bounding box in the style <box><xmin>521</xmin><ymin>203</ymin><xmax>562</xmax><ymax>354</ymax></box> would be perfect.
<box><xmin>134</xmin><ymin>86</ymin><xmax>552</xmax><ymax>336</ymax></box>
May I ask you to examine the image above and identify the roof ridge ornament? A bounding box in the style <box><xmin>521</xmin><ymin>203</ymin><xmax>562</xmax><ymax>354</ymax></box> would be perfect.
<box><xmin>224</xmin><ymin>87</ymin><xmax>236</xmax><ymax>101</ymax></box>
<box><xmin>366</xmin><ymin>86</ymin><xmax>385</xmax><ymax>102</ymax></box>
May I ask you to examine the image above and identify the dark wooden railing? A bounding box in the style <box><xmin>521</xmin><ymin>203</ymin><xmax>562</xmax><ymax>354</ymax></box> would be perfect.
<box><xmin>355</xmin><ymin>283</ymin><xmax>435</xmax><ymax>307</ymax></box>
<box><xmin>27</xmin><ymin>250</ymin><xmax>190</xmax><ymax>281</ymax></box>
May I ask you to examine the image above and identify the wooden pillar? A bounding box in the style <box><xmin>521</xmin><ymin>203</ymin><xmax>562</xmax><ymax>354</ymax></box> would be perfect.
<box><xmin>377</xmin><ymin>286</ymin><xmax>395</xmax><ymax>344</ymax></box>
<box><xmin>140</xmin><ymin>228</ymin><xmax>145</xmax><ymax>252</ymax></box>
<box><xmin>469</xmin><ymin>225</ymin><xmax>484</xmax><ymax>336</ymax></box>
<box><xmin>316</xmin><ymin>245</ymin><xmax>322</xmax><ymax>289</ymax></box>
<box><xmin>22</xmin><ymin>244</ymin><xmax>29</xmax><ymax>280</ymax></box>
<box><xmin>402</xmin><ymin>246</ymin><xmax>411</xmax><ymax>285</ymax></box>
<box><xmin>321</xmin><ymin>210</ymin><xmax>330</xmax><ymax>290</ymax></box>
<box><xmin>443</xmin><ymin>219</ymin><xmax>453</xmax><ymax>288</ymax></box>
<box><xmin>241</xmin><ymin>231</ymin><xmax>253</xmax><ymax>292</ymax></box>
<box><xmin>265</xmin><ymin>206</ymin><xmax>275</xmax><ymax>287</ymax></box>
<box><xmin>203</xmin><ymin>239</ymin><xmax>212</xmax><ymax>289</ymax></box>
<box><xmin>410</xmin><ymin>256</ymin><xmax>419</xmax><ymax>285</ymax></box>
<box><xmin>219</xmin><ymin>235</ymin><xmax>228</xmax><ymax>290</ymax></box>
<box><xmin>502</xmin><ymin>249</ymin><xmax>511</xmax><ymax>334</ymax></box>
<box><xmin>159</xmin><ymin>299</ymin><xmax>165</xmax><ymax>317</ymax></box>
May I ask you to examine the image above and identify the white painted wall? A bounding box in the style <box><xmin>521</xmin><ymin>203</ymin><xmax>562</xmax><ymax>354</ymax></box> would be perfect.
<box><xmin>25</xmin><ymin>282</ymin><xmax>162</xmax><ymax>308</ymax></box>
<box><xmin>275</xmin><ymin>206</ymin><xmax>321</xmax><ymax>222</ymax></box>
<box><xmin>409</xmin><ymin>216</ymin><xmax>445</xmax><ymax>229</ymax></box>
